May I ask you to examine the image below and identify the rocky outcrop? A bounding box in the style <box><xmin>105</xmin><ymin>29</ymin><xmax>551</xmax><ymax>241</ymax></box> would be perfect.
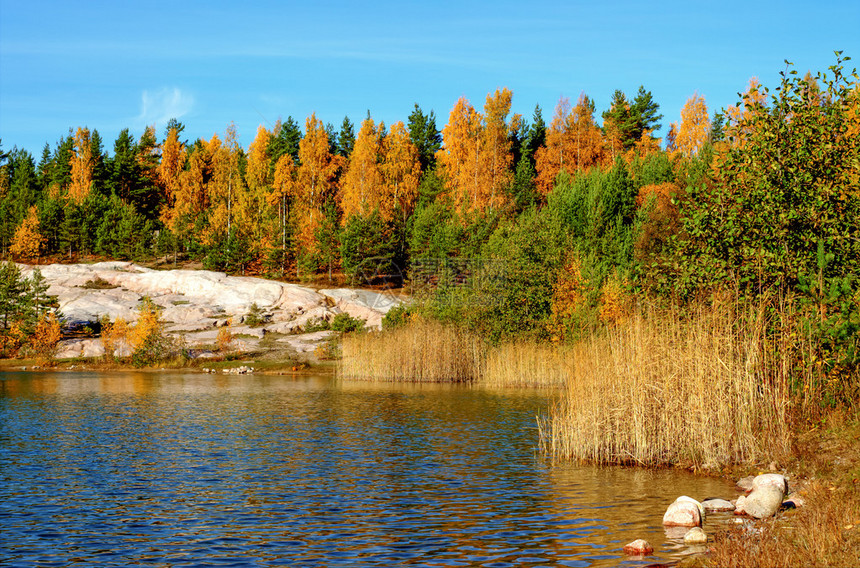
<box><xmin>22</xmin><ymin>262</ymin><xmax>404</xmax><ymax>360</ymax></box>
<box><xmin>319</xmin><ymin>288</ymin><xmax>403</xmax><ymax>330</ymax></box>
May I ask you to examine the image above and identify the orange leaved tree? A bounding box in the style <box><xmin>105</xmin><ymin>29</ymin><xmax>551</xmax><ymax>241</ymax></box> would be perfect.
<box><xmin>341</xmin><ymin>116</ymin><xmax>384</xmax><ymax>222</ymax></box>
<box><xmin>535</xmin><ymin>94</ymin><xmax>605</xmax><ymax>195</ymax></box>
<box><xmin>10</xmin><ymin>205</ymin><xmax>44</xmax><ymax>260</ymax></box>
<box><xmin>436</xmin><ymin>88</ymin><xmax>519</xmax><ymax>213</ymax></box>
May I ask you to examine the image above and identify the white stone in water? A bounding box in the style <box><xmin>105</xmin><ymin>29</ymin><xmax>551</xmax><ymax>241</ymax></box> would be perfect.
<box><xmin>675</xmin><ymin>495</ymin><xmax>706</xmax><ymax>521</ymax></box>
<box><xmin>702</xmin><ymin>498</ymin><xmax>736</xmax><ymax>512</ymax></box>
<box><xmin>622</xmin><ymin>539</ymin><xmax>653</xmax><ymax>555</ymax></box>
<box><xmin>663</xmin><ymin>496</ymin><xmax>704</xmax><ymax>527</ymax></box>
<box><xmin>683</xmin><ymin>527</ymin><xmax>708</xmax><ymax>544</ymax></box>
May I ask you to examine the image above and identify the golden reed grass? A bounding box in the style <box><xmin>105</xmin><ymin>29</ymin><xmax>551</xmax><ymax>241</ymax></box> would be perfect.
<box><xmin>538</xmin><ymin>301</ymin><xmax>792</xmax><ymax>467</ymax></box>
<box><xmin>340</xmin><ymin>320</ymin><xmax>566</xmax><ymax>387</ymax></box>
<box><xmin>340</xmin><ymin>300</ymin><xmax>800</xmax><ymax>467</ymax></box>
<box><xmin>339</xmin><ymin>319</ymin><xmax>484</xmax><ymax>382</ymax></box>
<box><xmin>482</xmin><ymin>340</ymin><xmax>568</xmax><ymax>388</ymax></box>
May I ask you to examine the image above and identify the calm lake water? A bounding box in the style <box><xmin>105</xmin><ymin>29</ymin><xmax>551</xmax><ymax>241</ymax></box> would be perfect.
<box><xmin>0</xmin><ymin>371</ymin><xmax>735</xmax><ymax>567</ymax></box>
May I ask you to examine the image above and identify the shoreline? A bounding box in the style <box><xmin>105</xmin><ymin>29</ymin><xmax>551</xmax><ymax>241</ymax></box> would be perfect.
<box><xmin>2</xmin><ymin>362</ymin><xmax>856</xmax><ymax>566</ymax></box>
<box><xmin>0</xmin><ymin>355</ymin><xmax>339</xmax><ymax>376</ymax></box>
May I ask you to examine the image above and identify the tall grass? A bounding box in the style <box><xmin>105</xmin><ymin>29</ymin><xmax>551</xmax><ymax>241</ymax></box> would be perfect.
<box><xmin>339</xmin><ymin>319</ymin><xmax>484</xmax><ymax>382</ymax></box>
<box><xmin>538</xmin><ymin>301</ymin><xmax>792</xmax><ymax>467</ymax></box>
<box><xmin>340</xmin><ymin>300</ymin><xmax>806</xmax><ymax>467</ymax></box>
<box><xmin>482</xmin><ymin>340</ymin><xmax>568</xmax><ymax>388</ymax></box>
<box><xmin>340</xmin><ymin>320</ymin><xmax>567</xmax><ymax>387</ymax></box>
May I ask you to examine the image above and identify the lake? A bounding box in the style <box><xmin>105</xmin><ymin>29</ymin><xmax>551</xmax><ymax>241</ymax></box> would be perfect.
<box><xmin>0</xmin><ymin>371</ymin><xmax>735</xmax><ymax>567</ymax></box>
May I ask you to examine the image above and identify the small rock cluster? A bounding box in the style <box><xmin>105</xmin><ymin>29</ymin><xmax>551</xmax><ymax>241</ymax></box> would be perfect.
<box><xmin>623</xmin><ymin>472</ymin><xmax>798</xmax><ymax>558</ymax></box>
<box><xmin>202</xmin><ymin>366</ymin><xmax>255</xmax><ymax>375</ymax></box>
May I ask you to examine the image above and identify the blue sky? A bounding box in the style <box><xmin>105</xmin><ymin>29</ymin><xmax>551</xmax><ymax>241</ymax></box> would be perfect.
<box><xmin>1</xmin><ymin>0</ymin><xmax>858</xmax><ymax>157</ymax></box>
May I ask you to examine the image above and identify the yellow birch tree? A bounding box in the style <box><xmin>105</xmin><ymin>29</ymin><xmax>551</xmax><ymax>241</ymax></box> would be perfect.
<box><xmin>295</xmin><ymin>114</ymin><xmax>339</xmax><ymax>257</ymax></box>
<box><xmin>673</xmin><ymin>93</ymin><xmax>710</xmax><ymax>158</ymax></box>
<box><xmin>238</xmin><ymin>125</ymin><xmax>276</xmax><ymax>259</ymax></box>
<box><xmin>158</xmin><ymin>126</ymin><xmax>187</xmax><ymax>229</ymax></box>
<box><xmin>68</xmin><ymin>127</ymin><xmax>94</xmax><ymax>203</ymax></box>
<box><xmin>380</xmin><ymin>120</ymin><xmax>421</xmax><ymax>222</ymax></box>
<box><xmin>341</xmin><ymin>117</ymin><xmax>383</xmax><ymax>222</ymax></box>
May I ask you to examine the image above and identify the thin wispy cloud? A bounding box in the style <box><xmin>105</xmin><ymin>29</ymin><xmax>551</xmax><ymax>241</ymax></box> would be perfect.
<box><xmin>135</xmin><ymin>88</ymin><xmax>194</xmax><ymax>130</ymax></box>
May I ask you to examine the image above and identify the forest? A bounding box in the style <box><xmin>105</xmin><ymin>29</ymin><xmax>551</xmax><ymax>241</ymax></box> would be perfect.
<box><xmin>1</xmin><ymin>55</ymin><xmax>858</xmax><ymax>409</ymax></box>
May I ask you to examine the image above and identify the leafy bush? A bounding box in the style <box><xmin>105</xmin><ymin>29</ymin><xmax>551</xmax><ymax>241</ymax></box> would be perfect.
<box><xmin>382</xmin><ymin>303</ymin><xmax>413</xmax><ymax>330</ymax></box>
<box><xmin>81</xmin><ymin>276</ymin><xmax>118</xmax><ymax>289</ymax></box>
<box><xmin>128</xmin><ymin>297</ymin><xmax>173</xmax><ymax>367</ymax></box>
<box><xmin>303</xmin><ymin>317</ymin><xmax>330</xmax><ymax>333</ymax></box>
<box><xmin>330</xmin><ymin>312</ymin><xmax>366</xmax><ymax>333</ymax></box>
<box><xmin>244</xmin><ymin>303</ymin><xmax>267</xmax><ymax>327</ymax></box>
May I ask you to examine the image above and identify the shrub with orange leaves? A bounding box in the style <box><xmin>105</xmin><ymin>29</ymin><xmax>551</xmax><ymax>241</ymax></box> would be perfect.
<box><xmin>10</xmin><ymin>206</ymin><xmax>45</xmax><ymax>260</ymax></box>
<box><xmin>1</xmin><ymin>320</ymin><xmax>27</xmax><ymax>358</ymax></box>
<box><xmin>216</xmin><ymin>319</ymin><xmax>234</xmax><ymax>353</ymax></box>
<box><xmin>100</xmin><ymin>316</ymin><xmax>129</xmax><ymax>360</ymax></box>
<box><xmin>546</xmin><ymin>254</ymin><xmax>590</xmax><ymax>342</ymax></box>
<box><xmin>128</xmin><ymin>298</ymin><xmax>170</xmax><ymax>367</ymax></box>
<box><xmin>598</xmin><ymin>274</ymin><xmax>632</xmax><ymax>327</ymax></box>
<box><xmin>29</xmin><ymin>312</ymin><xmax>63</xmax><ymax>360</ymax></box>
<box><xmin>634</xmin><ymin>182</ymin><xmax>681</xmax><ymax>269</ymax></box>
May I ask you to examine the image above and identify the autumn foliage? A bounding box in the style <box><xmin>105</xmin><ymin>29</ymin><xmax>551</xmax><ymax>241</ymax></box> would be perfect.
<box><xmin>535</xmin><ymin>94</ymin><xmax>605</xmax><ymax>194</ymax></box>
<box><xmin>436</xmin><ymin>88</ymin><xmax>520</xmax><ymax>212</ymax></box>
<box><xmin>10</xmin><ymin>205</ymin><xmax>44</xmax><ymax>260</ymax></box>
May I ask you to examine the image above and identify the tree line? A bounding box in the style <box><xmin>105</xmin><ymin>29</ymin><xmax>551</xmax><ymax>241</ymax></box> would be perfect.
<box><xmin>0</xmin><ymin>82</ymin><xmax>707</xmax><ymax>280</ymax></box>
<box><xmin>1</xmin><ymin>54</ymin><xmax>859</xmax><ymax>406</ymax></box>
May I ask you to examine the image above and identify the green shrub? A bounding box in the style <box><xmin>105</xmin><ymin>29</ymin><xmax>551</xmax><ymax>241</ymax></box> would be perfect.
<box><xmin>303</xmin><ymin>317</ymin><xmax>330</xmax><ymax>333</ymax></box>
<box><xmin>382</xmin><ymin>303</ymin><xmax>413</xmax><ymax>330</ymax></box>
<box><xmin>244</xmin><ymin>302</ymin><xmax>267</xmax><ymax>327</ymax></box>
<box><xmin>331</xmin><ymin>312</ymin><xmax>366</xmax><ymax>333</ymax></box>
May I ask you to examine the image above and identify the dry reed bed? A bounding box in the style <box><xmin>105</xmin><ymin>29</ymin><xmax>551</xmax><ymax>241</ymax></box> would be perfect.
<box><xmin>340</xmin><ymin>320</ymin><xmax>567</xmax><ymax>387</ymax></box>
<box><xmin>538</xmin><ymin>303</ymin><xmax>792</xmax><ymax>467</ymax></box>
<box><xmin>339</xmin><ymin>320</ymin><xmax>484</xmax><ymax>382</ymax></box>
<box><xmin>482</xmin><ymin>341</ymin><xmax>568</xmax><ymax>388</ymax></box>
<box><xmin>341</xmin><ymin>303</ymin><xmax>797</xmax><ymax>467</ymax></box>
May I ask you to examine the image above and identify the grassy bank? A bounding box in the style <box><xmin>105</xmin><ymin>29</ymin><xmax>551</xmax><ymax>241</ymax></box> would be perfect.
<box><xmin>695</xmin><ymin>416</ymin><xmax>860</xmax><ymax>568</ymax></box>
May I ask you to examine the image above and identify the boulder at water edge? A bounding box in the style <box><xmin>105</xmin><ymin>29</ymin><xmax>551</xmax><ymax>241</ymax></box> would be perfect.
<box><xmin>752</xmin><ymin>473</ymin><xmax>788</xmax><ymax>494</ymax></box>
<box><xmin>736</xmin><ymin>476</ymin><xmax>755</xmax><ymax>493</ymax></box>
<box><xmin>734</xmin><ymin>473</ymin><xmax>787</xmax><ymax>519</ymax></box>
<box><xmin>622</xmin><ymin>539</ymin><xmax>653</xmax><ymax>555</ymax></box>
<box><xmin>662</xmin><ymin>496</ymin><xmax>704</xmax><ymax>527</ymax></box>
<box><xmin>742</xmin><ymin>486</ymin><xmax>785</xmax><ymax>519</ymax></box>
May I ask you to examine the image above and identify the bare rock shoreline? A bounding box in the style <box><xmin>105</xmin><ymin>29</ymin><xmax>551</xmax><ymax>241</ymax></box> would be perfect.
<box><xmin>19</xmin><ymin>262</ymin><xmax>403</xmax><ymax>362</ymax></box>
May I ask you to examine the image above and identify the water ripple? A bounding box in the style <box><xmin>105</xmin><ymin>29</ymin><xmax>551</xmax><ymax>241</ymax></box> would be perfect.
<box><xmin>1</xmin><ymin>372</ymin><xmax>735</xmax><ymax>566</ymax></box>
